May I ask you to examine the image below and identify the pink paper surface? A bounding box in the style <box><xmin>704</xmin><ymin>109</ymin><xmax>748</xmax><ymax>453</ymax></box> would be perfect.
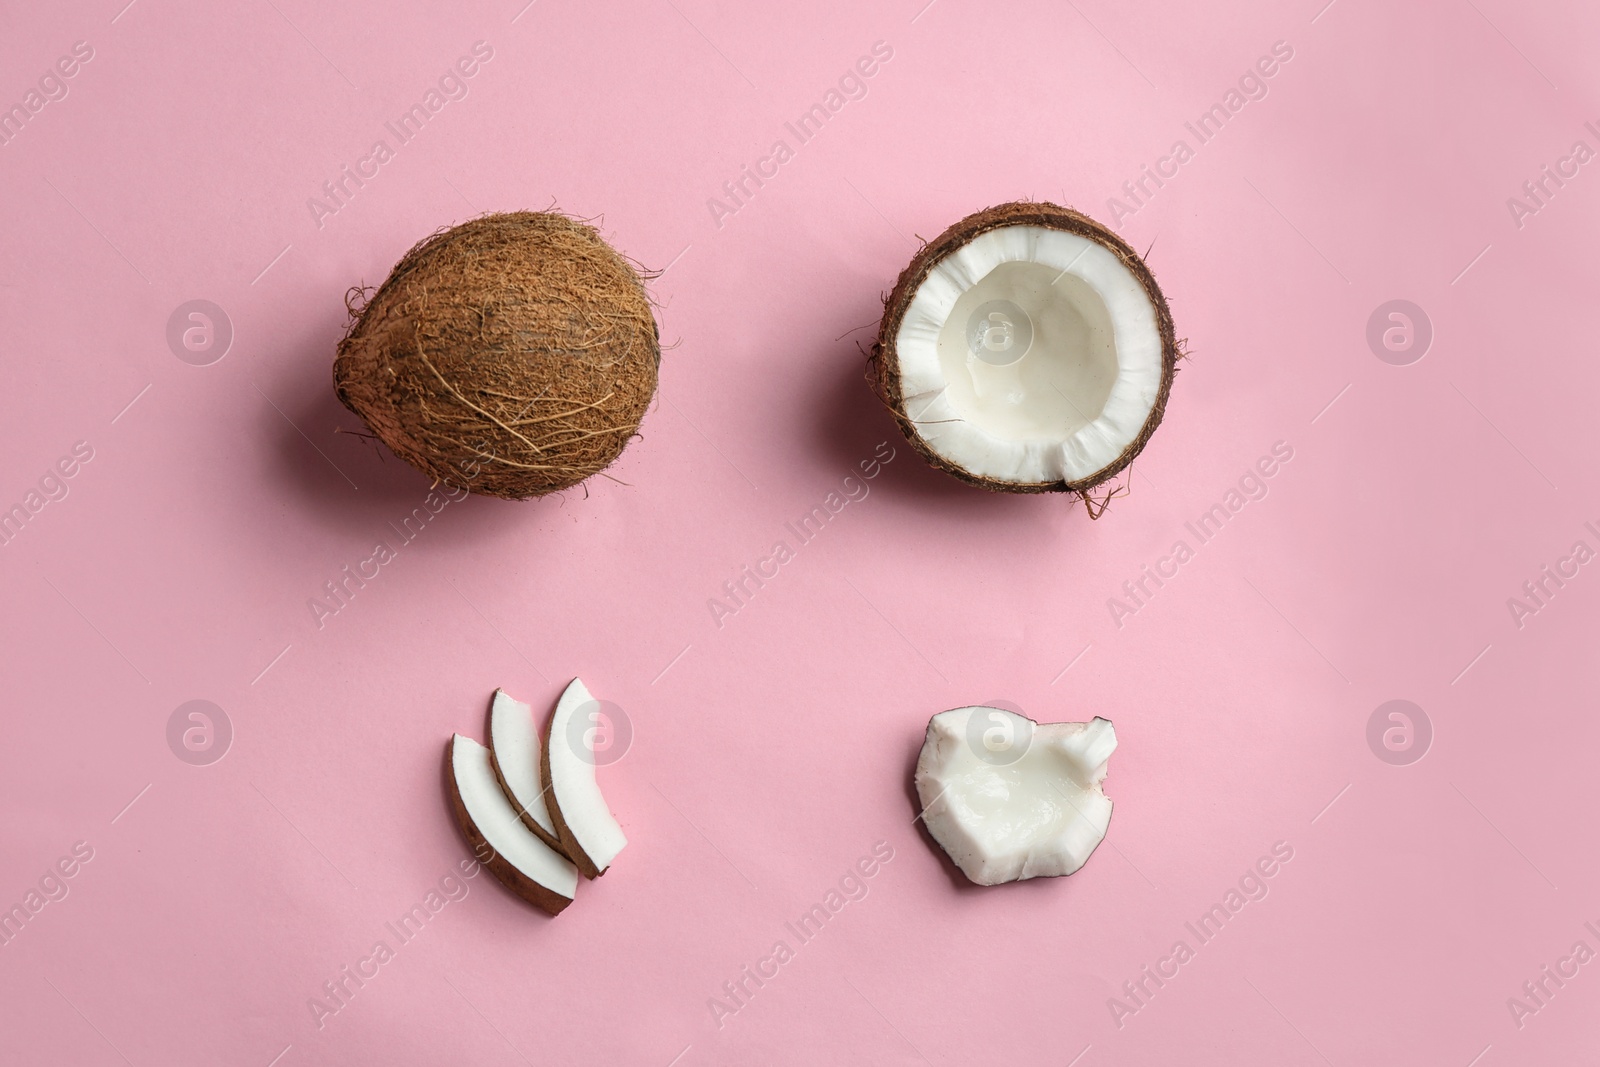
<box><xmin>2</xmin><ymin>1</ymin><xmax>1596</xmax><ymax>1063</ymax></box>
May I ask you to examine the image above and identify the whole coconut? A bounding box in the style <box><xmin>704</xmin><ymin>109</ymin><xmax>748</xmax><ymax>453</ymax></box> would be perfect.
<box><xmin>335</xmin><ymin>211</ymin><xmax>660</xmax><ymax>499</ymax></box>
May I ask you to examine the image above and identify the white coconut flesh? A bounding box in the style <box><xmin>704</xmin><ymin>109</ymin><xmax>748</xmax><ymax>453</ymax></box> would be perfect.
<box><xmin>488</xmin><ymin>689</ymin><xmax>568</xmax><ymax>855</ymax></box>
<box><xmin>544</xmin><ymin>678</ymin><xmax>628</xmax><ymax>877</ymax></box>
<box><xmin>450</xmin><ymin>734</ymin><xmax>579</xmax><ymax>902</ymax></box>
<box><xmin>894</xmin><ymin>225</ymin><xmax>1163</xmax><ymax>485</ymax></box>
<box><xmin>914</xmin><ymin>707</ymin><xmax>1116</xmax><ymax>886</ymax></box>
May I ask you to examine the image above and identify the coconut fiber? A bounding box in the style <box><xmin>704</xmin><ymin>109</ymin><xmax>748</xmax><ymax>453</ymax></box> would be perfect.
<box><xmin>335</xmin><ymin>211</ymin><xmax>660</xmax><ymax>499</ymax></box>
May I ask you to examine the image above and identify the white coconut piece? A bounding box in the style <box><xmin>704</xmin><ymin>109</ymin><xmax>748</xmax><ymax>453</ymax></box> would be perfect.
<box><xmin>447</xmin><ymin>734</ymin><xmax>579</xmax><ymax>914</ymax></box>
<box><xmin>541</xmin><ymin>678</ymin><xmax>628</xmax><ymax>879</ymax></box>
<box><xmin>914</xmin><ymin>706</ymin><xmax>1116</xmax><ymax>886</ymax></box>
<box><xmin>488</xmin><ymin>688</ymin><xmax>570</xmax><ymax>857</ymax></box>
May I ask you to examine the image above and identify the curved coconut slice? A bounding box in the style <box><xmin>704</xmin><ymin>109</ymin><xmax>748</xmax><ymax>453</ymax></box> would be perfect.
<box><xmin>874</xmin><ymin>202</ymin><xmax>1177</xmax><ymax>495</ymax></box>
<box><xmin>914</xmin><ymin>706</ymin><xmax>1115</xmax><ymax>886</ymax></box>
<box><xmin>447</xmin><ymin>734</ymin><xmax>578</xmax><ymax>914</ymax></box>
<box><xmin>487</xmin><ymin>689</ymin><xmax>570</xmax><ymax>858</ymax></box>
<box><xmin>541</xmin><ymin>678</ymin><xmax>627</xmax><ymax>879</ymax></box>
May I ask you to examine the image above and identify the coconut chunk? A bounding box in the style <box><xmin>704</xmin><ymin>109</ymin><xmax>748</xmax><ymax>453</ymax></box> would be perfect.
<box><xmin>447</xmin><ymin>734</ymin><xmax>579</xmax><ymax>914</ymax></box>
<box><xmin>914</xmin><ymin>706</ymin><xmax>1115</xmax><ymax>886</ymax></box>
<box><xmin>541</xmin><ymin>678</ymin><xmax>628</xmax><ymax>879</ymax></box>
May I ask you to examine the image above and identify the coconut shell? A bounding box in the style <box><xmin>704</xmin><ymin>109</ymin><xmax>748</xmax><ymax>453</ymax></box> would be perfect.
<box><xmin>871</xmin><ymin>201</ymin><xmax>1179</xmax><ymax>498</ymax></box>
<box><xmin>335</xmin><ymin>211</ymin><xmax>660</xmax><ymax>499</ymax></box>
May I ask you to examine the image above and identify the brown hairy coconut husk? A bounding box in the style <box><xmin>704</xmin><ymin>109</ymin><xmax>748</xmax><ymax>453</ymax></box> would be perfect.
<box><xmin>871</xmin><ymin>201</ymin><xmax>1179</xmax><ymax>517</ymax></box>
<box><xmin>335</xmin><ymin>211</ymin><xmax>660</xmax><ymax>499</ymax></box>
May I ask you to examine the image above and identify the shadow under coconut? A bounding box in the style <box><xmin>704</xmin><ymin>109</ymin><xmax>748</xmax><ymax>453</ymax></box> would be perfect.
<box><xmin>258</xmin><ymin>354</ymin><xmax>540</xmax><ymax>545</ymax></box>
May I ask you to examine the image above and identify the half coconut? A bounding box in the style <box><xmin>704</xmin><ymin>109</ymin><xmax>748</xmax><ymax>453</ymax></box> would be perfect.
<box><xmin>872</xmin><ymin>202</ymin><xmax>1178</xmax><ymax>506</ymax></box>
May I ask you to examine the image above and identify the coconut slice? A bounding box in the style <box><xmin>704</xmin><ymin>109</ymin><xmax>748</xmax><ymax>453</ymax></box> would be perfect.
<box><xmin>487</xmin><ymin>689</ymin><xmax>570</xmax><ymax>858</ymax></box>
<box><xmin>914</xmin><ymin>706</ymin><xmax>1115</xmax><ymax>886</ymax></box>
<box><xmin>541</xmin><ymin>678</ymin><xmax>628</xmax><ymax>879</ymax></box>
<box><xmin>447</xmin><ymin>734</ymin><xmax>579</xmax><ymax>914</ymax></box>
<box><xmin>874</xmin><ymin>202</ymin><xmax>1177</xmax><ymax>497</ymax></box>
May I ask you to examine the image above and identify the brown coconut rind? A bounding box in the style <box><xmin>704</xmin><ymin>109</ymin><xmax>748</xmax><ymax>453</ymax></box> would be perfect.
<box><xmin>443</xmin><ymin>742</ymin><xmax>574</xmax><ymax>915</ymax></box>
<box><xmin>870</xmin><ymin>201</ymin><xmax>1179</xmax><ymax>497</ymax></box>
<box><xmin>335</xmin><ymin>211</ymin><xmax>660</xmax><ymax>500</ymax></box>
<box><xmin>485</xmin><ymin>694</ymin><xmax>574</xmax><ymax>860</ymax></box>
<box><xmin>539</xmin><ymin>712</ymin><xmax>603</xmax><ymax>880</ymax></box>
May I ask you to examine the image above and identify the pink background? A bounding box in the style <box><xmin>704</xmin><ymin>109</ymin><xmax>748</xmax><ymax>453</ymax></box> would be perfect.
<box><xmin>2</xmin><ymin>0</ymin><xmax>1597</xmax><ymax>1063</ymax></box>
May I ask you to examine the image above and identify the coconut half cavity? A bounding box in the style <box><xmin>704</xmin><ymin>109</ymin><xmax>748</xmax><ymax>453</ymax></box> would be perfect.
<box><xmin>875</xmin><ymin>202</ymin><xmax>1177</xmax><ymax>495</ymax></box>
<box><xmin>448</xmin><ymin>734</ymin><xmax>579</xmax><ymax>915</ymax></box>
<box><xmin>914</xmin><ymin>706</ymin><xmax>1116</xmax><ymax>886</ymax></box>
<box><xmin>541</xmin><ymin>678</ymin><xmax>628</xmax><ymax>879</ymax></box>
